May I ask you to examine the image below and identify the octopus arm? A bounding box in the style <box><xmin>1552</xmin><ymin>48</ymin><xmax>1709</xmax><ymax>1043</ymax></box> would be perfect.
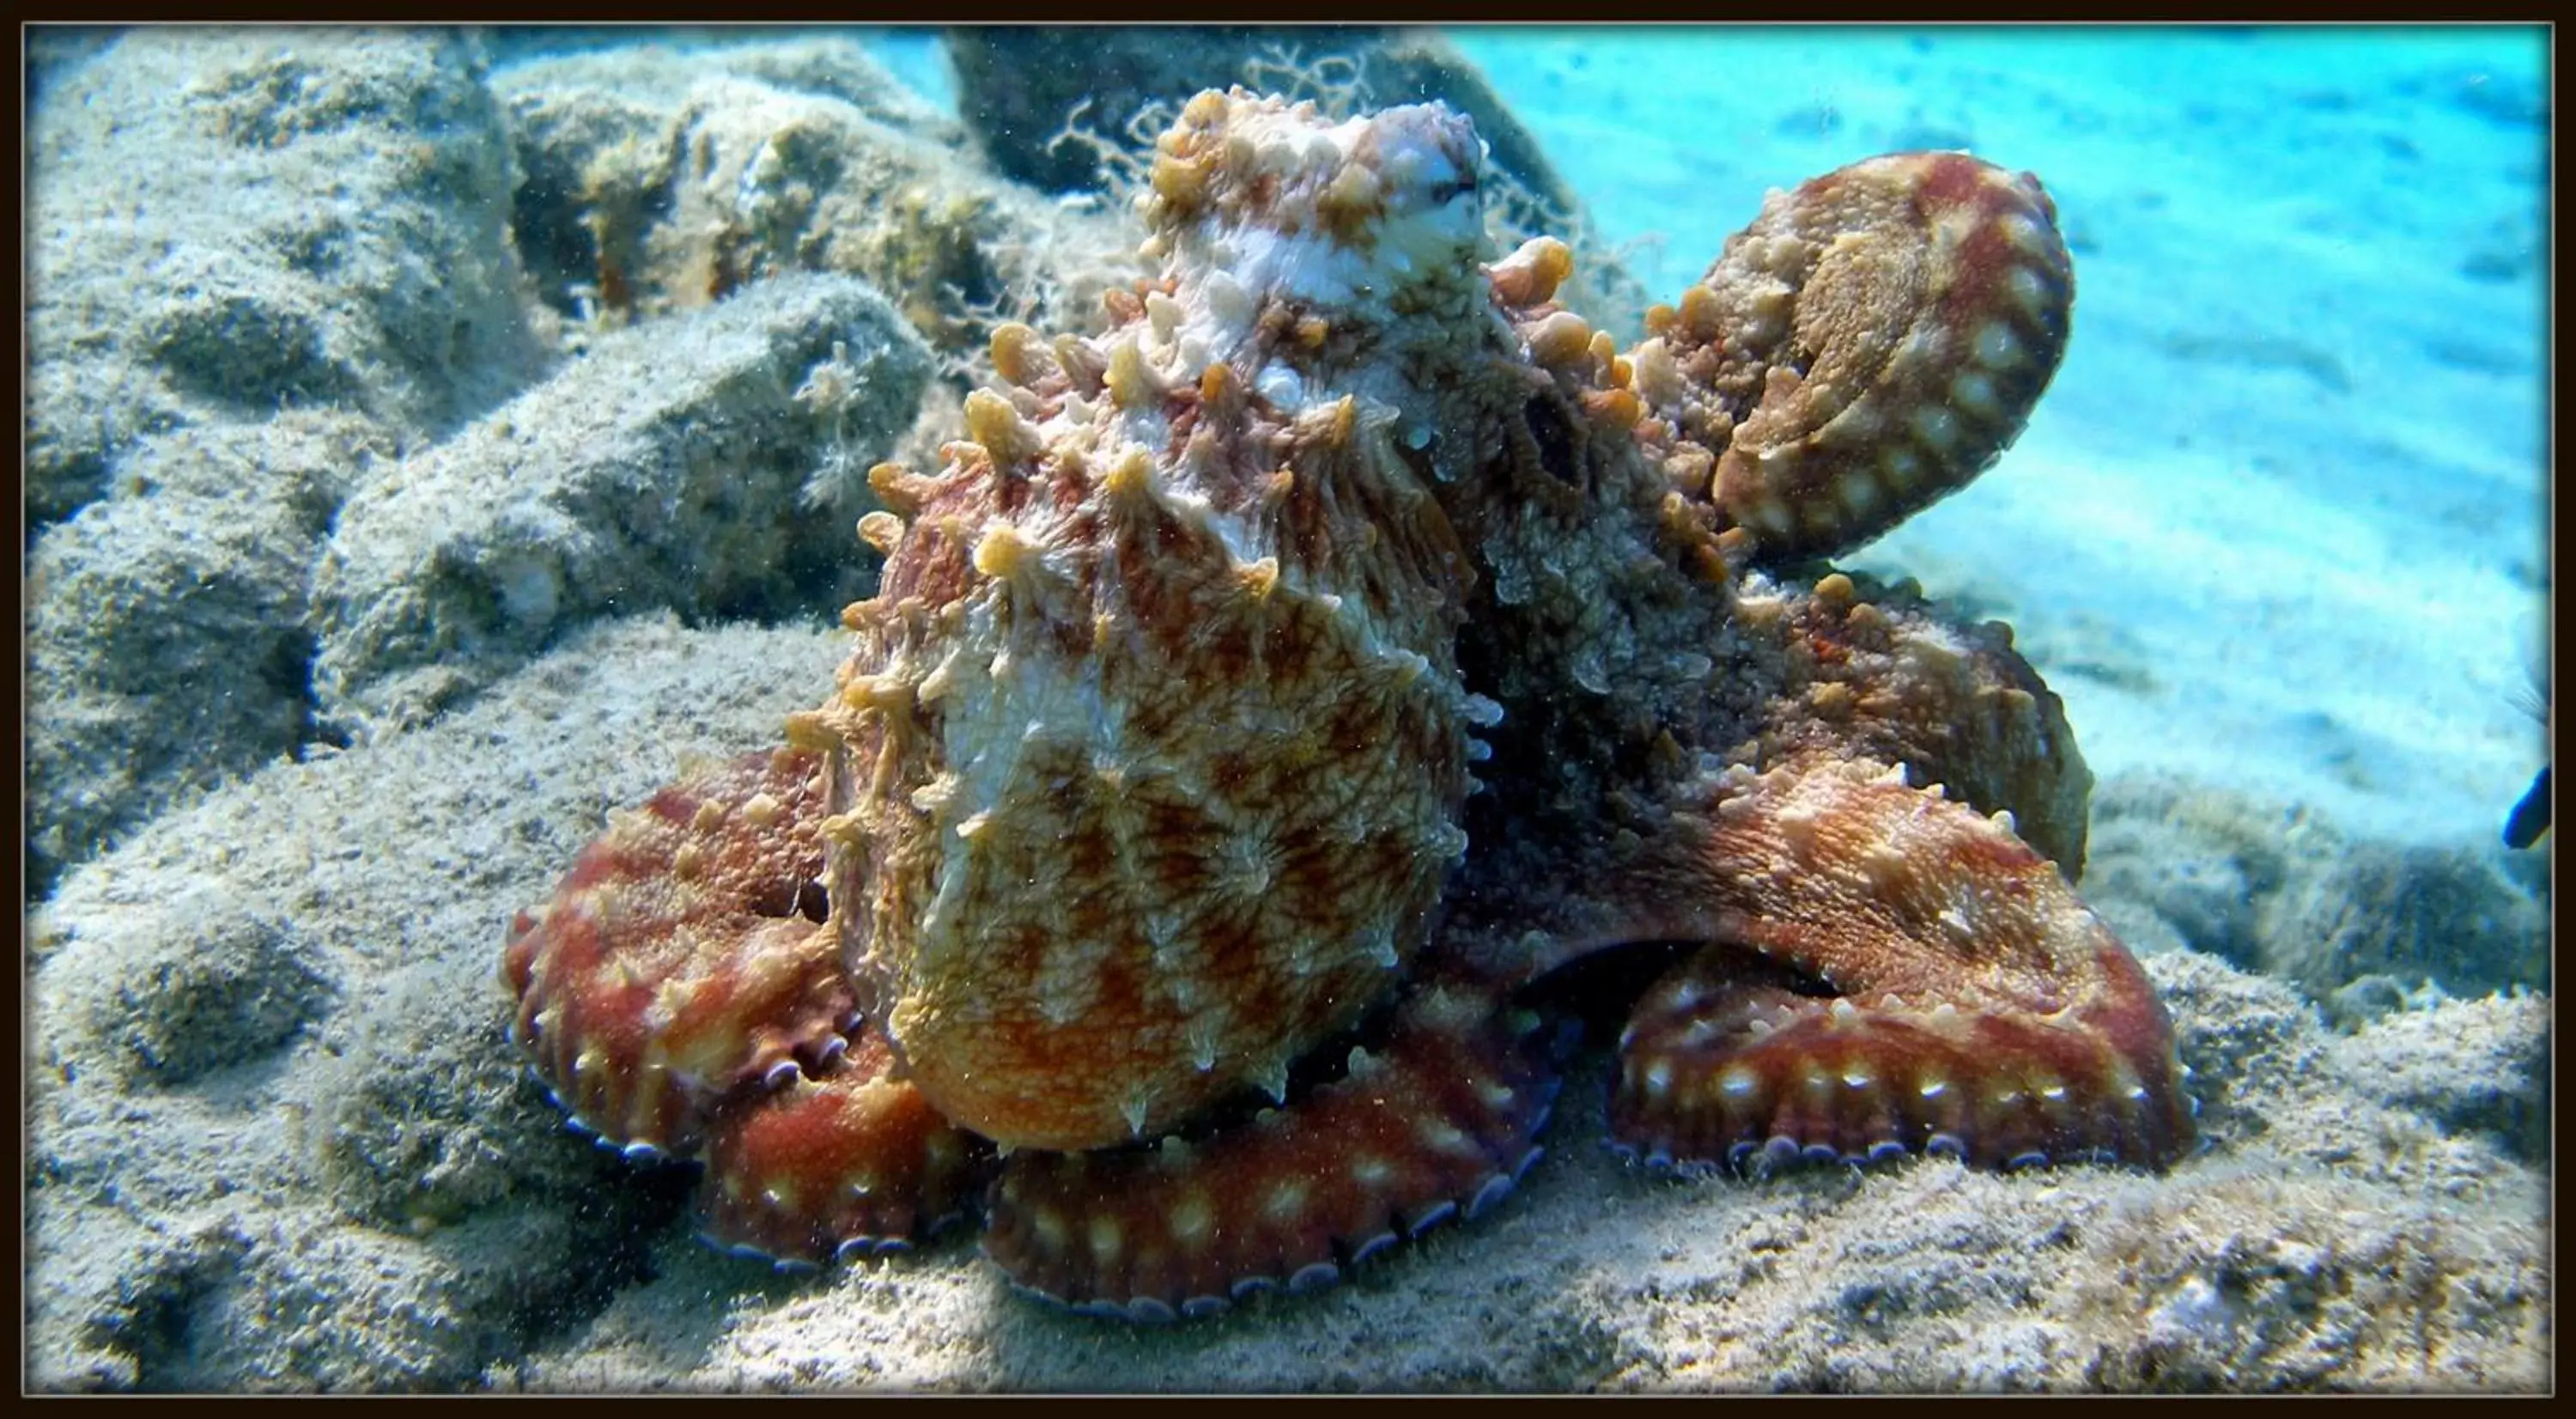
<box><xmin>697</xmin><ymin>1029</ymin><xmax>993</xmax><ymax>1264</ymax></box>
<box><xmin>1608</xmin><ymin>752</ymin><xmax>2192</xmax><ymax>1173</ymax></box>
<box><xmin>1747</xmin><ymin>569</ymin><xmax>2094</xmax><ymax>873</ymax></box>
<box><xmin>501</xmin><ymin>747</ymin><xmax>851</xmax><ymax>1157</ymax></box>
<box><xmin>1632</xmin><ymin>150</ymin><xmax>2076</xmax><ymax>565</ymax></box>
<box><xmin>978</xmin><ymin>981</ymin><xmax>1559</xmax><ymax>1322</ymax></box>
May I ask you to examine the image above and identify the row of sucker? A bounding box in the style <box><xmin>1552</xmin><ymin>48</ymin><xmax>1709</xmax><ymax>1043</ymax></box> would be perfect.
<box><xmin>698</xmin><ymin>1029</ymin><xmax>993</xmax><ymax>1265</ymax></box>
<box><xmin>1609</xmin><ymin>956</ymin><xmax>2191</xmax><ymax>1175</ymax></box>
<box><xmin>502</xmin><ymin>747</ymin><xmax>848</xmax><ymax>1159</ymax></box>
<box><xmin>1603</xmin><ymin>751</ymin><xmax>2193</xmax><ymax>1176</ymax></box>
<box><xmin>1629</xmin><ymin>150</ymin><xmax>2075</xmax><ymax>566</ymax></box>
<box><xmin>980</xmin><ymin>981</ymin><xmax>1560</xmax><ymax>1322</ymax></box>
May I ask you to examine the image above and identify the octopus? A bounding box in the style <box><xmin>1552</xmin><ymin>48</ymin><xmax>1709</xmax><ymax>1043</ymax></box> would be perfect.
<box><xmin>503</xmin><ymin>88</ymin><xmax>2193</xmax><ymax>1323</ymax></box>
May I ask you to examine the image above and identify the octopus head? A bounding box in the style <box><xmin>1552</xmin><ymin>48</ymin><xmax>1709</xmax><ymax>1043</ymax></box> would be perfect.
<box><xmin>1143</xmin><ymin>89</ymin><xmax>1491</xmax><ymax>359</ymax></box>
<box><xmin>812</xmin><ymin>89</ymin><xmax>1493</xmax><ymax>1154</ymax></box>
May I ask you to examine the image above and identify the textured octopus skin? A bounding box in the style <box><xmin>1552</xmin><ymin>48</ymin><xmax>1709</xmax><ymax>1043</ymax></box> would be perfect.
<box><xmin>501</xmin><ymin>88</ymin><xmax>2190</xmax><ymax>1324</ymax></box>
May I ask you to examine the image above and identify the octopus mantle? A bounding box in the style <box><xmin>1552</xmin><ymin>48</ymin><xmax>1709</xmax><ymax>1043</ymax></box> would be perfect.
<box><xmin>503</xmin><ymin>88</ymin><xmax>2192</xmax><ymax>1323</ymax></box>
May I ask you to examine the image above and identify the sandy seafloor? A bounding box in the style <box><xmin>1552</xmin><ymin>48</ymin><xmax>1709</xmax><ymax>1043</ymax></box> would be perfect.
<box><xmin>21</xmin><ymin>25</ymin><xmax>2553</xmax><ymax>1393</ymax></box>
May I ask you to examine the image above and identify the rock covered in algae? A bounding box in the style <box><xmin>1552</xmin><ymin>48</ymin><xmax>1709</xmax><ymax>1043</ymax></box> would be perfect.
<box><xmin>25</xmin><ymin>27</ymin><xmax>543</xmax><ymax>527</ymax></box>
<box><xmin>489</xmin><ymin>35</ymin><xmax>1134</xmax><ymax>352</ymax></box>
<box><xmin>309</xmin><ymin>271</ymin><xmax>931</xmax><ymax>734</ymax></box>
<box><xmin>23</xmin><ymin>27</ymin><xmax>541</xmax><ymax>891</ymax></box>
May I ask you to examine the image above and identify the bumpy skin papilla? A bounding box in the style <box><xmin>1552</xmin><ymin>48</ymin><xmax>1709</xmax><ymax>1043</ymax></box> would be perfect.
<box><xmin>1607</xmin><ymin>753</ymin><xmax>2191</xmax><ymax>1176</ymax></box>
<box><xmin>807</xmin><ymin>90</ymin><xmax>1494</xmax><ymax>1154</ymax></box>
<box><xmin>503</xmin><ymin>747</ymin><xmax>848</xmax><ymax>1159</ymax></box>
<box><xmin>501</xmin><ymin>88</ymin><xmax>2190</xmax><ymax>1324</ymax></box>
<box><xmin>1636</xmin><ymin>152</ymin><xmax>2076</xmax><ymax>564</ymax></box>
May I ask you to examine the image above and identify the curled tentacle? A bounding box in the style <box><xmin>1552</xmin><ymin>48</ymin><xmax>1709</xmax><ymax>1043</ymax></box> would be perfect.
<box><xmin>1631</xmin><ymin>151</ymin><xmax>2075</xmax><ymax>564</ymax></box>
<box><xmin>1609</xmin><ymin>753</ymin><xmax>2190</xmax><ymax>1174</ymax></box>
<box><xmin>501</xmin><ymin>747</ymin><xmax>843</xmax><ymax>1156</ymax></box>
<box><xmin>1741</xmin><ymin>567</ymin><xmax>2093</xmax><ymax>872</ymax></box>
<box><xmin>981</xmin><ymin>982</ymin><xmax>1559</xmax><ymax>1322</ymax></box>
<box><xmin>699</xmin><ymin>1029</ymin><xmax>993</xmax><ymax>1264</ymax></box>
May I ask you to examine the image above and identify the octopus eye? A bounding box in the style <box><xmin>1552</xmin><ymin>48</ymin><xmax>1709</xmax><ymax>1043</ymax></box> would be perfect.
<box><xmin>1522</xmin><ymin>394</ymin><xmax>1581</xmax><ymax>486</ymax></box>
<box><xmin>747</xmin><ymin>877</ymin><xmax>831</xmax><ymax>924</ymax></box>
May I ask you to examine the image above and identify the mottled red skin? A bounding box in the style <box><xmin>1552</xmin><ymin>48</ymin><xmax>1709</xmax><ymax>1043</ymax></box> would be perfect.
<box><xmin>500</xmin><ymin>94</ymin><xmax>2190</xmax><ymax>1325</ymax></box>
<box><xmin>505</xmin><ymin>748</ymin><xmax>997</xmax><ymax>1258</ymax></box>
<box><xmin>982</xmin><ymin>979</ymin><xmax>1561</xmax><ymax>1320</ymax></box>
<box><xmin>502</xmin><ymin>748</ymin><xmax>850</xmax><ymax>1158</ymax></box>
<box><xmin>700</xmin><ymin>1029</ymin><xmax>992</xmax><ymax>1264</ymax></box>
<box><xmin>1602</xmin><ymin>757</ymin><xmax>2190</xmax><ymax>1176</ymax></box>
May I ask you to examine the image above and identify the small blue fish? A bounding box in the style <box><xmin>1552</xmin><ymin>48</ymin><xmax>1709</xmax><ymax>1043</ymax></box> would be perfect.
<box><xmin>2505</xmin><ymin>766</ymin><xmax>2549</xmax><ymax>849</ymax></box>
